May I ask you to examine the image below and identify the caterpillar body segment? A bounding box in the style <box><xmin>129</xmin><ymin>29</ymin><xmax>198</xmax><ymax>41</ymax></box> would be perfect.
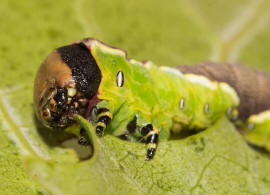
<box><xmin>244</xmin><ymin>111</ymin><xmax>270</xmax><ymax>151</ymax></box>
<box><xmin>178</xmin><ymin>62</ymin><xmax>270</xmax><ymax>152</ymax></box>
<box><xmin>82</xmin><ymin>38</ymin><xmax>239</xmax><ymax>159</ymax></box>
<box><xmin>34</xmin><ymin>37</ymin><xmax>270</xmax><ymax>160</ymax></box>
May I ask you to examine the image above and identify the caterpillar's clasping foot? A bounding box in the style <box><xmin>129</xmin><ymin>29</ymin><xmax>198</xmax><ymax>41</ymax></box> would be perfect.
<box><xmin>141</xmin><ymin>124</ymin><xmax>159</xmax><ymax>161</ymax></box>
<box><xmin>95</xmin><ymin>108</ymin><xmax>112</xmax><ymax>136</ymax></box>
<box><xmin>78</xmin><ymin>136</ymin><xmax>89</xmax><ymax>145</ymax></box>
<box><xmin>78</xmin><ymin>128</ymin><xmax>89</xmax><ymax>145</ymax></box>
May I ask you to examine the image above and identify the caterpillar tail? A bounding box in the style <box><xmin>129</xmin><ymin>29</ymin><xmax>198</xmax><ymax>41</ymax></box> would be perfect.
<box><xmin>243</xmin><ymin>110</ymin><xmax>270</xmax><ymax>152</ymax></box>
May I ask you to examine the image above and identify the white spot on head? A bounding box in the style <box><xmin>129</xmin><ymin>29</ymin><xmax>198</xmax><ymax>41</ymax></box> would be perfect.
<box><xmin>179</xmin><ymin>98</ymin><xmax>185</xmax><ymax>109</ymax></box>
<box><xmin>116</xmin><ymin>71</ymin><xmax>124</xmax><ymax>87</ymax></box>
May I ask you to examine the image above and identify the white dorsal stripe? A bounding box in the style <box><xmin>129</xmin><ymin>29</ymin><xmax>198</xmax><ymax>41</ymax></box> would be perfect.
<box><xmin>160</xmin><ymin>66</ymin><xmax>184</xmax><ymax>78</ymax></box>
<box><xmin>249</xmin><ymin>110</ymin><xmax>270</xmax><ymax>123</ymax></box>
<box><xmin>220</xmin><ymin>83</ymin><xmax>240</xmax><ymax>105</ymax></box>
<box><xmin>185</xmin><ymin>74</ymin><xmax>216</xmax><ymax>90</ymax></box>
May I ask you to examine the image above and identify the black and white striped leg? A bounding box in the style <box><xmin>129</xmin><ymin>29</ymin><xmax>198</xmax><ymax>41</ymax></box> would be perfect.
<box><xmin>95</xmin><ymin>108</ymin><xmax>112</xmax><ymax>136</ymax></box>
<box><xmin>141</xmin><ymin>124</ymin><xmax>159</xmax><ymax>161</ymax></box>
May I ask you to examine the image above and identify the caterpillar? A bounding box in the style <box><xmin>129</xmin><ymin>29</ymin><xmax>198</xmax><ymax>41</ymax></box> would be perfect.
<box><xmin>34</xmin><ymin>38</ymin><xmax>270</xmax><ymax>160</ymax></box>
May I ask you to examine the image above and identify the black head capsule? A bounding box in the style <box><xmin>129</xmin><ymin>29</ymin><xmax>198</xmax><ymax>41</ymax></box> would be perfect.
<box><xmin>34</xmin><ymin>42</ymin><xmax>102</xmax><ymax>129</ymax></box>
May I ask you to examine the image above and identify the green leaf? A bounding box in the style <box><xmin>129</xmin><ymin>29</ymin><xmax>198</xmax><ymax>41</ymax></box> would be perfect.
<box><xmin>1</xmin><ymin>0</ymin><xmax>270</xmax><ymax>194</ymax></box>
<box><xmin>25</xmin><ymin>117</ymin><xmax>270</xmax><ymax>194</ymax></box>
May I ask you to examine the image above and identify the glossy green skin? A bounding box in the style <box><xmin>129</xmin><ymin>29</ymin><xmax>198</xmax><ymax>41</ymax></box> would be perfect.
<box><xmin>84</xmin><ymin>39</ymin><xmax>239</xmax><ymax>140</ymax></box>
<box><xmin>244</xmin><ymin>111</ymin><xmax>270</xmax><ymax>151</ymax></box>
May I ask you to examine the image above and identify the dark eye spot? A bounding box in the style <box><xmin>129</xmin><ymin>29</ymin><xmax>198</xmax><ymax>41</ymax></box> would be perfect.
<box><xmin>116</xmin><ymin>71</ymin><xmax>124</xmax><ymax>87</ymax></box>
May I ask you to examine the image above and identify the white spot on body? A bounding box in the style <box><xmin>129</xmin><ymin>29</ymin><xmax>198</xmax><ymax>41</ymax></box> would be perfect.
<box><xmin>179</xmin><ymin>98</ymin><xmax>185</xmax><ymax>109</ymax></box>
<box><xmin>116</xmin><ymin>71</ymin><xmax>124</xmax><ymax>87</ymax></box>
<box><xmin>204</xmin><ymin>103</ymin><xmax>209</xmax><ymax>114</ymax></box>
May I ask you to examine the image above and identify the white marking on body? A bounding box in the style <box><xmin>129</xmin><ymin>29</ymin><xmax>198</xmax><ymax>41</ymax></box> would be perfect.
<box><xmin>144</xmin><ymin>61</ymin><xmax>154</xmax><ymax>69</ymax></box>
<box><xmin>227</xmin><ymin>107</ymin><xmax>233</xmax><ymax>116</ymax></box>
<box><xmin>129</xmin><ymin>59</ymin><xmax>143</xmax><ymax>66</ymax></box>
<box><xmin>220</xmin><ymin>82</ymin><xmax>240</xmax><ymax>105</ymax></box>
<box><xmin>249</xmin><ymin>110</ymin><xmax>270</xmax><ymax>123</ymax></box>
<box><xmin>116</xmin><ymin>71</ymin><xmax>124</xmax><ymax>87</ymax></box>
<box><xmin>180</xmin><ymin>98</ymin><xmax>185</xmax><ymax>109</ymax></box>
<box><xmin>160</xmin><ymin>66</ymin><xmax>184</xmax><ymax>78</ymax></box>
<box><xmin>185</xmin><ymin>74</ymin><xmax>217</xmax><ymax>90</ymax></box>
<box><xmin>95</xmin><ymin>41</ymin><xmax>126</xmax><ymax>57</ymax></box>
<box><xmin>204</xmin><ymin>103</ymin><xmax>209</xmax><ymax>114</ymax></box>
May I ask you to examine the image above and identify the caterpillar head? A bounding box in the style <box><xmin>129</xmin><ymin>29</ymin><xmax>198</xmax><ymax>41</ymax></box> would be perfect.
<box><xmin>34</xmin><ymin>42</ymin><xmax>102</xmax><ymax>129</ymax></box>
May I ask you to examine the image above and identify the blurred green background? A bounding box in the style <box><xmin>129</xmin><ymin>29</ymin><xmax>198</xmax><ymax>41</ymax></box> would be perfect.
<box><xmin>1</xmin><ymin>0</ymin><xmax>270</xmax><ymax>90</ymax></box>
<box><xmin>1</xmin><ymin>0</ymin><xmax>270</xmax><ymax>194</ymax></box>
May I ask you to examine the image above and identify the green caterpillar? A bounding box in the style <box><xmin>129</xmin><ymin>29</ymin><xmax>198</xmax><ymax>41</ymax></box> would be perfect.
<box><xmin>34</xmin><ymin>38</ymin><xmax>270</xmax><ymax>160</ymax></box>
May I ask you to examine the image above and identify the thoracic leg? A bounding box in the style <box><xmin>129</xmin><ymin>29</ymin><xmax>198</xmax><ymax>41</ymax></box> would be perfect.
<box><xmin>78</xmin><ymin>128</ymin><xmax>89</xmax><ymax>145</ymax></box>
<box><xmin>118</xmin><ymin>113</ymin><xmax>160</xmax><ymax>160</ymax></box>
<box><xmin>95</xmin><ymin>108</ymin><xmax>112</xmax><ymax>135</ymax></box>
<box><xmin>141</xmin><ymin>124</ymin><xmax>159</xmax><ymax>161</ymax></box>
